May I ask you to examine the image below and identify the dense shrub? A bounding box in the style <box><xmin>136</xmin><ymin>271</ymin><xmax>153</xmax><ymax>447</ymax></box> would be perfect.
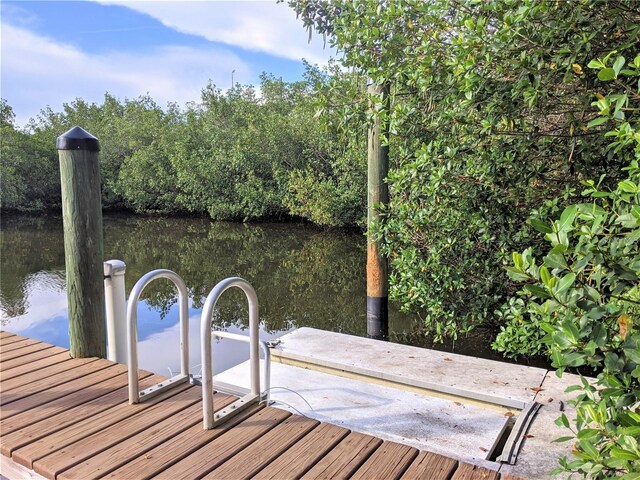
<box><xmin>289</xmin><ymin>0</ymin><xmax>639</xmax><ymax>339</ymax></box>
<box><xmin>495</xmin><ymin>53</ymin><xmax>640</xmax><ymax>478</ymax></box>
<box><xmin>0</xmin><ymin>67</ymin><xmax>366</xmax><ymax>225</ymax></box>
<box><xmin>1</xmin><ymin>100</ymin><xmax>60</xmax><ymax>211</ymax></box>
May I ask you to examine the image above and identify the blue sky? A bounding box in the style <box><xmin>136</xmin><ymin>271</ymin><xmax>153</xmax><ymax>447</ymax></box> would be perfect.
<box><xmin>1</xmin><ymin>1</ymin><xmax>336</xmax><ymax>128</ymax></box>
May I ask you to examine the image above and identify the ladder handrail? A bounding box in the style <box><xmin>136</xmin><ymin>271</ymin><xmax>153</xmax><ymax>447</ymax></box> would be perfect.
<box><xmin>201</xmin><ymin>277</ymin><xmax>260</xmax><ymax>429</ymax></box>
<box><xmin>212</xmin><ymin>330</ymin><xmax>271</xmax><ymax>403</ymax></box>
<box><xmin>127</xmin><ymin>269</ymin><xmax>190</xmax><ymax>404</ymax></box>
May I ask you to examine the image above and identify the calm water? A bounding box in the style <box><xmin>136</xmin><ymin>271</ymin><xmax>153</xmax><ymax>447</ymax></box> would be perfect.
<box><xmin>0</xmin><ymin>213</ymin><xmax>515</xmax><ymax>375</ymax></box>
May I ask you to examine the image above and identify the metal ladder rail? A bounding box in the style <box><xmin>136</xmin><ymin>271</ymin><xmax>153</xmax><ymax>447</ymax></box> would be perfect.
<box><xmin>210</xmin><ymin>330</ymin><xmax>271</xmax><ymax>403</ymax></box>
<box><xmin>200</xmin><ymin>277</ymin><xmax>266</xmax><ymax>429</ymax></box>
<box><xmin>127</xmin><ymin>269</ymin><xmax>190</xmax><ymax>404</ymax></box>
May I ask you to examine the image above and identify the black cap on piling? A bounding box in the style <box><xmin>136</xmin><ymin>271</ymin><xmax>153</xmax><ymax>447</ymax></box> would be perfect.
<box><xmin>56</xmin><ymin>126</ymin><xmax>100</xmax><ymax>152</ymax></box>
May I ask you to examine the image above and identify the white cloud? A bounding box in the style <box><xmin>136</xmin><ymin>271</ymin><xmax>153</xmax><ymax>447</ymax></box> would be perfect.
<box><xmin>94</xmin><ymin>0</ymin><xmax>334</xmax><ymax>64</ymax></box>
<box><xmin>0</xmin><ymin>272</ymin><xmax>67</xmax><ymax>330</ymax></box>
<box><xmin>1</xmin><ymin>22</ymin><xmax>250</xmax><ymax>127</ymax></box>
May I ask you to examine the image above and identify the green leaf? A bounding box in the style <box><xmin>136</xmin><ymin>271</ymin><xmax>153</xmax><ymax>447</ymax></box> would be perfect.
<box><xmin>624</xmin><ymin>336</ymin><xmax>640</xmax><ymax>363</ymax></box>
<box><xmin>529</xmin><ymin>218</ymin><xmax>553</xmax><ymax>234</ymax></box>
<box><xmin>564</xmin><ymin>384</ymin><xmax>583</xmax><ymax>393</ymax></box>
<box><xmin>591</xmin><ymin>322</ymin><xmax>607</xmax><ymax>347</ymax></box>
<box><xmin>556</xmin><ymin>413</ymin><xmax>570</xmax><ymax>428</ymax></box>
<box><xmin>540</xmin><ymin>266</ymin><xmax>551</xmax><ymax>287</ymax></box>
<box><xmin>549</xmin><ymin>244</ymin><xmax>568</xmax><ymax>255</ymax></box>
<box><xmin>544</xmin><ymin>253</ymin><xmax>568</xmax><ymax>270</ymax></box>
<box><xmin>556</xmin><ymin>273</ymin><xmax>576</xmax><ymax>294</ymax></box>
<box><xmin>598</xmin><ymin>68</ymin><xmax>616</xmax><ymax>81</ymax></box>
<box><xmin>610</xmin><ymin>447</ymin><xmax>639</xmax><ymax>461</ymax></box>
<box><xmin>587</xmin><ymin>59</ymin><xmax>604</xmax><ymax>69</ymax></box>
<box><xmin>613</xmin><ymin>56</ymin><xmax>625</xmax><ymax>75</ymax></box>
<box><xmin>506</xmin><ymin>267</ymin><xmax>530</xmax><ymax>282</ymax></box>
<box><xmin>577</xmin><ymin>428</ymin><xmax>599</xmax><ymax>440</ymax></box>
<box><xmin>558</xmin><ymin>205</ymin><xmax>578</xmax><ymax>232</ymax></box>
<box><xmin>578</xmin><ymin>439</ymin><xmax>599</xmax><ymax>460</ymax></box>
<box><xmin>587</xmin><ymin>116</ymin><xmax>609</xmax><ymax>128</ymax></box>
<box><xmin>620</xmin><ymin>473</ymin><xmax>640</xmax><ymax>480</ymax></box>
<box><xmin>563</xmin><ymin>352</ymin><xmax>586</xmax><ymax>367</ymax></box>
<box><xmin>553</xmin><ymin>332</ymin><xmax>575</xmax><ymax>348</ymax></box>
<box><xmin>618</xmin><ymin>180</ymin><xmax>637</xmax><ymax>193</ymax></box>
<box><xmin>524</xmin><ymin>284</ymin><xmax>551</xmax><ymax>299</ymax></box>
<box><xmin>512</xmin><ymin>251</ymin><xmax>524</xmax><ymax>269</ymax></box>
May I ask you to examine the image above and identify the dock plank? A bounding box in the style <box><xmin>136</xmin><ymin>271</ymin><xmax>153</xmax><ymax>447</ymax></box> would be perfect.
<box><xmin>57</xmin><ymin>392</ymin><xmax>236</xmax><ymax>480</ymax></box>
<box><xmin>10</xmin><ymin>374</ymin><xmax>186</xmax><ymax>468</ymax></box>
<box><xmin>452</xmin><ymin>463</ymin><xmax>500</xmax><ymax>480</ymax></box>
<box><xmin>0</xmin><ymin>371</ymin><xmax>157</xmax><ymax>457</ymax></box>
<box><xmin>0</xmin><ymin>365</ymin><xmax>128</xmax><ymax>435</ymax></box>
<box><xmin>153</xmin><ymin>407</ymin><xmax>291</xmax><ymax>480</ymax></box>
<box><xmin>0</xmin><ymin>337</ymin><xmax>42</xmax><ymax>354</ymax></box>
<box><xmin>103</xmin><ymin>403</ymin><xmax>264</xmax><ymax>480</ymax></box>
<box><xmin>0</xmin><ymin>332</ymin><xmax>21</xmax><ymax>345</ymax></box>
<box><xmin>0</xmin><ymin>345</ymin><xmax>68</xmax><ymax>372</ymax></box>
<box><xmin>32</xmin><ymin>386</ymin><xmax>202</xmax><ymax>478</ymax></box>
<box><xmin>350</xmin><ymin>440</ymin><xmax>419</xmax><ymax>480</ymax></box>
<box><xmin>400</xmin><ymin>451</ymin><xmax>458</xmax><ymax>479</ymax></box>
<box><xmin>0</xmin><ymin>350</ymin><xmax>72</xmax><ymax>381</ymax></box>
<box><xmin>300</xmin><ymin>431</ymin><xmax>383</xmax><ymax>480</ymax></box>
<box><xmin>252</xmin><ymin>422</ymin><xmax>350</xmax><ymax>480</ymax></box>
<box><xmin>0</xmin><ymin>358</ymin><xmax>104</xmax><ymax>409</ymax></box>
<box><xmin>0</xmin><ymin>354</ymin><xmax>93</xmax><ymax>394</ymax></box>
<box><xmin>0</xmin><ymin>342</ymin><xmax>54</xmax><ymax>362</ymax></box>
<box><xmin>204</xmin><ymin>414</ymin><xmax>320</xmax><ymax>479</ymax></box>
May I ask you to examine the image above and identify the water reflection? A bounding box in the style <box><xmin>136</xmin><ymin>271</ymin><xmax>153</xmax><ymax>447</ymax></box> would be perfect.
<box><xmin>0</xmin><ymin>214</ymin><xmax>419</xmax><ymax>374</ymax></box>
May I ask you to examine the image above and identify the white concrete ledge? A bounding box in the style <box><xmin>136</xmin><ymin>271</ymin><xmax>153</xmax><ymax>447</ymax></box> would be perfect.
<box><xmin>270</xmin><ymin>328</ymin><xmax>548</xmax><ymax>409</ymax></box>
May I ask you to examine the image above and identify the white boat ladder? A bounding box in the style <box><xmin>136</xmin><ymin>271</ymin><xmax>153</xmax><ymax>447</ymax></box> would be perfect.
<box><xmin>126</xmin><ymin>270</ymin><xmax>270</xmax><ymax>430</ymax></box>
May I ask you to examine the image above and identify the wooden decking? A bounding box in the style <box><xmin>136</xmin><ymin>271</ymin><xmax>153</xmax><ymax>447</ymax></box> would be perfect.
<box><xmin>0</xmin><ymin>332</ymin><xmax>524</xmax><ymax>479</ymax></box>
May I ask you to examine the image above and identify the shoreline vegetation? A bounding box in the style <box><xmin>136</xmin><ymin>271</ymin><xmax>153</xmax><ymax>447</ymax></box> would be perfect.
<box><xmin>1</xmin><ymin>66</ymin><xmax>368</xmax><ymax>228</ymax></box>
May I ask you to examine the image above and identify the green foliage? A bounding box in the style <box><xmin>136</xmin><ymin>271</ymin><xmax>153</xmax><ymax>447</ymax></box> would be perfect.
<box><xmin>284</xmin><ymin>64</ymin><xmax>368</xmax><ymax>227</ymax></box>
<box><xmin>172</xmin><ymin>77</ymin><xmax>301</xmax><ymax>221</ymax></box>
<box><xmin>1</xmin><ymin>66</ymin><xmax>366</xmax><ymax>226</ymax></box>
<box><xmin>289</xmin><ymin>0</ymin><xmax>640</xmax><ymax>339</ymax></box>
<box><xmin>497</xmin><ymin>52</ymin><xmax>640</xmax><ymax>478</ymax></box>
<box><xmin>500</xmin><ymin>169</ymin><xmax>640</xmax><ymax>478</ymax></box>
<box><xmin>1</xmin><ymin>100</ymin><xmax>60</xmax><ymax>211</ymax></box>
<box><xmin>115</xmin><ymin>101</ymin><xmax>185</xmax><ymax>213</ymax></box>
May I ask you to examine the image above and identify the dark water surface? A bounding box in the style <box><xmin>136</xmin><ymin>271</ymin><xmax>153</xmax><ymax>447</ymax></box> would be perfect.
<box><xmin>0</xmin><ymin>214</ymin><xmax>517</xmax><ymax>375</ymax></box>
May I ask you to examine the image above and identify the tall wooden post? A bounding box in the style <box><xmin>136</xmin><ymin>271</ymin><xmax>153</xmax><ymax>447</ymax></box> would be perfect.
<box><xmin>367</xmin><ymin>82</ymin><xmax>390</xmax><ymax>340</ymax></box>
<box><xmin>57</xmin><ymin>126</ymin><xmax>106</xmax><ymax>358</ymax></box>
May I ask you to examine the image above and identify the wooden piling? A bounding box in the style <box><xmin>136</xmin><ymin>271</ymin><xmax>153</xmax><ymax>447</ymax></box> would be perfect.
<box><xmin>57</xmin><ymin>126</ymin><xmax>106</xmax><ymax>358</ymax></box>
<box><xmin>366</xmin><ymin>82</ymin><xmax>390</xmax><ymax>340</ymax></box>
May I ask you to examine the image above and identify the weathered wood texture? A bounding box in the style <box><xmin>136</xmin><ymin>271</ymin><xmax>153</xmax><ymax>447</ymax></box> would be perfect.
<box><xmin>58</xmin><ymin>143</ymin><xmax>105</xmax><ymax>358</ymax></box>
<box><xmin>366</xmin><ymin>82</ymin><xmax>390</xmax><ymax>339</ymax></box>
<box><xmin>366</xmin><ymin>82</ymin><xmax>390</xmax><ymax>299</ymax></box>
<box><xmin>0</xmin><ymin>333</ymin><xmax>522</xmax><ymax>480</ymax></box>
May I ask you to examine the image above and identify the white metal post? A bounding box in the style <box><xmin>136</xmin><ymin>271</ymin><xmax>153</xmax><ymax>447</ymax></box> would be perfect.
<box><xmin>104</xmin><ymin>260</ymin><xmax>127</xmax><ymax>364</ymax></box>
<box><xmin>201</xmin><ymin>277</ymin><xmax>260</xmax><ymax>429</ymax></box>
<box><xmin>126</xmin><ymin>269</ymin><xmax>190</xmax><ymax>404</ymax></box>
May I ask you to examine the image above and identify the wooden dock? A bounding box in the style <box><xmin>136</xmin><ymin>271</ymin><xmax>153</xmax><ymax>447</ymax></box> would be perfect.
<box><xmin>0</xmin><ymin>332</ymin><xmax>524</xmax><ymax>479</ymax></box>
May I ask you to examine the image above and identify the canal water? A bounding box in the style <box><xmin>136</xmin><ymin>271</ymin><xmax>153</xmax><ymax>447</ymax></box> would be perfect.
<box><xmin>0</xmin><ymin>213</ymin><xmax>513</xmax><ymax>376</ymax></box>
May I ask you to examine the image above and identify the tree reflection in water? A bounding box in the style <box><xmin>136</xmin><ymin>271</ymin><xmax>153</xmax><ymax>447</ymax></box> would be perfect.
<box><xmin>0</xmin><ymin>214</ymin><xmax>417</xmax><ymax>338</ymax></box>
